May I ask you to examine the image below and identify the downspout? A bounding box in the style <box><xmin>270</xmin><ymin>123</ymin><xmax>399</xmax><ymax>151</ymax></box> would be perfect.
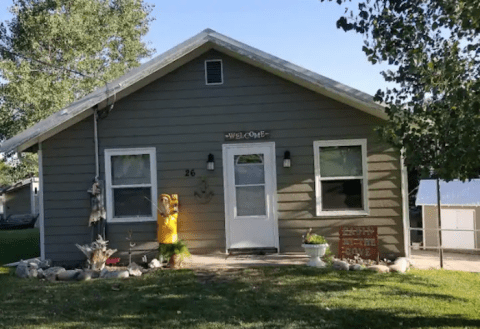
<box><xmin>94</xmin><ymin>108</ymin><xmax>100</xmax><ymax>181</ymax></box>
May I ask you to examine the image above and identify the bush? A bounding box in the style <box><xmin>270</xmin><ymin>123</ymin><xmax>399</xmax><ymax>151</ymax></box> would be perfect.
<box><xmin>158</xmin><ymin>240</ymin><xmax>191</xmax><ymax>261</ymax></box>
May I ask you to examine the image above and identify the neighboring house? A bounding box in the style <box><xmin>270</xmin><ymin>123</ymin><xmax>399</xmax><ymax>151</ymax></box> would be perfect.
<box><xmin>0</xmin><ymin>29</ymin><xmax>409</xmax><ymax>266</ymax></box>
<box><xmin>416</xmin><ymin>179</ymin><xmax>480</xmax><ymax>251</ymax></box>
<box><xmin>0</xmin><ymin>177</ymin><xmax>40</xmax><ymax>222</ymax></box>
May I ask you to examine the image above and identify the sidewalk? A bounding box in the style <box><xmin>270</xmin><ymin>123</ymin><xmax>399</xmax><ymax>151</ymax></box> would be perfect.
<box><xmin>410</xmin><ymin>250</ymin><xmax>480</xmax><ymax>272</ymax></box>
<box><xmin>183</xmin><ymin>251</ymin><xmax>480</xmax><ymax>272</ymax></box>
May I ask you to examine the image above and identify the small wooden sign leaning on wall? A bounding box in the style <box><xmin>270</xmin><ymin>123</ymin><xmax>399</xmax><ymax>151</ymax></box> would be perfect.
<box><xmin>339</xmin><ymin>226</ymin><xmax>378</xmax><ymax>261</ymax></box>
<box><xmin>224</xmin><ymin>130</ymin><xmax>270</xmax><ymax>141</ymax></box>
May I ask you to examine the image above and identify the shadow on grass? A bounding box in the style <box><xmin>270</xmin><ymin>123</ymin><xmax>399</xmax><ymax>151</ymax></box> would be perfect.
<box><xmin>0</xmin><ymin>266</ymin><xmax>478</xmax><ymax>329</ymax></box>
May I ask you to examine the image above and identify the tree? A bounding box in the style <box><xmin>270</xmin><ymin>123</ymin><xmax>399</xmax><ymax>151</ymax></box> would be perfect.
<box><xmin>0</xmin><ymin>0</ymin><xmax>154</xmax><ymax>182</ymax></box>
<box><xmin>320</xmin><ymin>0</ymin><xmax>480</xmax><ymax>266</ymax></box>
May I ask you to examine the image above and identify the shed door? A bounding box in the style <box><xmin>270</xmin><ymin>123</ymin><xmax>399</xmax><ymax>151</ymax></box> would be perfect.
<box><xmin>223</xmin><ymin>142</ymin><xmax>279</xmax><ymax>251</ymax></box>
<box><xmin>441</xmin><ymin>209</ymin><xmax>475</xmax><ymax>249</ymax></box>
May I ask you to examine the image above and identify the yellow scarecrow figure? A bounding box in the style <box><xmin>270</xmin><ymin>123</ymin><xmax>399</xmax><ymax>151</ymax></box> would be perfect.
<box><xmin>157</xmin><ymin>194</ymin><xmax>179</xmax><ymax>244</ymax></box>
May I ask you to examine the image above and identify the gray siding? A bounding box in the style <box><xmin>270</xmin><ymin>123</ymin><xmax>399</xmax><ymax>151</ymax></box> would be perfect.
<box><xmin>41</xmin><ymin>49</ymin><xmax>405</xmax><ymax>264</ymax></box>
<box><xmin>5</xmin><ymin>185</ymin><xmax>31</xmax><ymax>217</ymax></box>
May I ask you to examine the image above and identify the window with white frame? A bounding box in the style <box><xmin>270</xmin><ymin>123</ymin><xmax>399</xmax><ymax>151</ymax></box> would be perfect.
<box><xmin>313</xmin><ymin>139</ymin><xmax>368</xmax><ymax>216</ymax></box>
<box><xmin>105</xmin><ymin>148</ymin><xmax>157</xmax><ymax>222</ymax></box>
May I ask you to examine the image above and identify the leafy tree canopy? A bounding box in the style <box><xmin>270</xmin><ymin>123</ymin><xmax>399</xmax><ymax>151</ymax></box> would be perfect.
<box><xmin>0</xmin><ymin>0</ymin><xmax>154</xmax><ymax>183</ymax></box>
<box><xmin>322</xmin><ymin>0</ymin><xmax>480</xmax><ymax>181</ymax></box>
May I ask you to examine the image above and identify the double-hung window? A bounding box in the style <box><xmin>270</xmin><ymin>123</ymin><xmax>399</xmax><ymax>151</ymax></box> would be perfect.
<box><xmin>105</xmin><ymin>148</ymin><xmax>157</xmax><ymax>222</ymax></box>
<box><xmin>313</xmin><ymin>139</ymin><xmax>368</xmax><ymax>216</ymax></box>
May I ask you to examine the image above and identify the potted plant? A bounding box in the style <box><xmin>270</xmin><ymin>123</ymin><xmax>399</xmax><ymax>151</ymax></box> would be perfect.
<box><xmin>301</xmin><ymin>229</ymin><xmax>329</xmax><ymax>268</ymax></box>
<box><xmin>158</xmin><ymin>240</ymin><xmax>191</xmax><ymax>269</ymax></box>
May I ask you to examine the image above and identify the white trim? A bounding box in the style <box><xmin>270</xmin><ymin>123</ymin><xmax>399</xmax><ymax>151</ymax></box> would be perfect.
<box><xmin>400</xmin><ymin>150</ymin><xmax>410</xmax><ymax>257</ymax></box>
<box><xmin>205</xmin><ymin>59</ymin><xmax>224</xmax><ymax>85</ymax></box>
<box><xmin>422</xmin><ymin>205</ymin><xmax>426</xmax><ymax>249</ymax></box>
<box><xmin>0</xmin><ymin>194</ymin><xmax>4</xmax><ymax>215</ymax></box>
<box><xmin>105</xmin><ymin>147</ymin><xmax>157</xmax><ymax>223</ymax></box>
<box><xmin>313</xmin><ymin>139</ymin><xmax>369</xmax><ymax>217</ymax></box>
<box><xmin>222</xmin><ymin>142</ymin><xmax>279</xmax><ymax>251</ymax></box>
<box><xmin>38</xmin><ymin>143</ymin><xmax>45</xmax><ymax>261</ymax></box>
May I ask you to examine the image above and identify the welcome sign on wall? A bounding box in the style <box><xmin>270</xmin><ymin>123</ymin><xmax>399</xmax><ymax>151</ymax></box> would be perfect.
<box><xmin>224</xmin><ymin>130</ymin><xmax>270</xmax><ymax>141</ymax></box>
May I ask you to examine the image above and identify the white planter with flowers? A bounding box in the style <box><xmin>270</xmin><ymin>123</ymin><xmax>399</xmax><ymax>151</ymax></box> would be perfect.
<box><xmin>302</xmin><ymin>230</ymin><xmax>329</xmax><ymax>268</ymax></box>
<box><xmin>301</xmin><ymin>243</ymin><xmax>329</xmax><ymax>267</ymax></box>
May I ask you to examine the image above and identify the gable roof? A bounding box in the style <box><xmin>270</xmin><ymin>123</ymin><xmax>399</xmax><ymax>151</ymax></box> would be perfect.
<box><xmin>416</xmin><ymin>179</ymin><xmax>480</xmax><ymax>206</ymax></box>
<box><xmin>0</xmin><ymin>28</ymin><xmax>387</xmax><ymax>154</ymax></box>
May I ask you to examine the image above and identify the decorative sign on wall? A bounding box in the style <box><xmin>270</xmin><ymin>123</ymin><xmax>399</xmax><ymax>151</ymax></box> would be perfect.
<box><xmin>338</xmin><ymin>226</ymin><xmax>378</xmax><ymax>261</ymax></box>
<box><xmin>224</xmin><ymin>130</ymin><xmax>270</xmax><ymax>141</ymax></box>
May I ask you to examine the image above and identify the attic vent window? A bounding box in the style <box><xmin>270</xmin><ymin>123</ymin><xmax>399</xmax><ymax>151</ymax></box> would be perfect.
<box><xmin>205</xmin><ymin>60</ymin><xmax>223</xmax><ymax>85</ymax></box>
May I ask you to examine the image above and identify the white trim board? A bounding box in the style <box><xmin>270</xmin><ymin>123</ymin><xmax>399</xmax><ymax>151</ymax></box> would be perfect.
<box><xmin>401</xmin><ymin>150</ymin><xmax>410</xmax><ymax>257</ymax></box>
<box><xmin>38</xmin><ymin>143</ymin><xmax>45</xmax><ymax>261</ymax></box>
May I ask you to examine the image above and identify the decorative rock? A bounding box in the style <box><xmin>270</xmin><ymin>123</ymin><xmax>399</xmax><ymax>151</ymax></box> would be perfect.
<box><xmin>43</xmin><ymin>267</ymin><xmax>66</xmax><ymax>281</ymax></box>
<box><xmin>100</xmin><ymin>269</ymin><xmax>129</xmax><ymax>279</ymax></box>
<box><xmin>27</xmin><ymin>262</ymin><xmax>39</xmax><ymax>269</ymax></box>
<box><xmin>77</xmin><ymin>270</ymin><xmax>97</xmax><ymax>281</ymax></box>
<box><xmin>332</xmin><ymin>260</ymin><xmax>350</xmax><ymax>271</ymax></box>
<box><xmin>39</xmin><ymin>259</ymin><xmax>52</xmax><ymax>269</ymax></box>
<box><xmin>350</xmin><ymin>264</ymin><xmax>365</xmax><ymax>271</ymax></box>
<box><xmin>57</xmin><ymin>269</ymin><xmax>83</xmax><ymax>281</ymax></box>
<box><xmin>388</xmin><ymin>257</ymin><xmax>411</xmax><ymax>273</ymax></box>
<box><xmin>15</xmin><ymin>261</ymin><xmax>30</xmax><ymax>278</ymax></box>
<box><xmin>367</xmin><ymin>265</ymin><xmax>390</xmax><ymax>273</ymax></box>
<box><xmin>128</xmin><ymin>262</ymin><xmax>143</xmax><ymax>277</ymax></box>
<box><xmin>149</xmin><ymin>258</ymin><xmax>162</xmax><ymax>269</ymax></box>
<box><xmin>28</xmin><ymin>268</ymin><xmax>38</xmax><ymax>278</ymax></box>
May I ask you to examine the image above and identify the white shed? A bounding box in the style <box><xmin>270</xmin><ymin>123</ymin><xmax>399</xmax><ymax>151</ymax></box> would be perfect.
<box><xmin>416</xmin><ymin>179</ymin><xmax>480</xmax><ymax>251</ymax></box>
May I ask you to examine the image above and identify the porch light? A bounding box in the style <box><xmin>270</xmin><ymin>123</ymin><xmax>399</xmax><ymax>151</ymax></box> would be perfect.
<box><xmin>207</xmin><ymin>153</ymin><xmax>215</xmax><ymax>171</ymax></box>
<box><xmin>283</xmin><ymin>151</ymin><xmax>291</xmax><ymax>168</ymax></box>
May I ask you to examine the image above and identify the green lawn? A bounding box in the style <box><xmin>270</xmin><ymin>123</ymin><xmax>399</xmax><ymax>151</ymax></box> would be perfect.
<box><xmin>0</xmin><ymin>228</ymin><xmax>40</xmax><ymax>265</ymax></box>
<box><xmin>0</xmin><ymin>266</ymin><xmax>479</xmax><ymax>328</ymax></box>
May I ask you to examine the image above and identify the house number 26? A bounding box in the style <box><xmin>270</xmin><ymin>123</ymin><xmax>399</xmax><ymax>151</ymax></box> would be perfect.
<box><xmin>185</xmin><ymin>169</ymin><xmax>196</xmax><ymax>177</ymax></box>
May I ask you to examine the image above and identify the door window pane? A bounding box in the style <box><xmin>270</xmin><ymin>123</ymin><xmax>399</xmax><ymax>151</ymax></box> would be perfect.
<box><xmin>235</xmin><ymin>154</ymin><xmax>263</xmax><ymax>164</ymax></box>
<box><xmin>235</xmin><ymin>164</ymin><xmax>265</xmax><ymax>185</ymax></box>
<box><xmin>236</xmin><ymin>186</ymin><xmax>266</xmax><ymax>216</ymax></box>
<box><xmin>234</xmin><ymin>154</ymin><xmax>265</xmax><ymax>185</ymax></box>
<box><xmin>114</xmin><ymin>188</ymin><xmax>152</xmax><ymax>217</ymax></box>
<box><xmin>112</xmin><ymin>154</ymin><xmax>151</xmax><ymax>185</ymax></box>
<box><xmin>321</xmin><ymin>179</ymin><xmax>362</xmax><ymax>210</ymax></box>
<box><xmin>320</xmin><ymin>146</ymin><xmax>362</xmax><ymax>177</ymax></box>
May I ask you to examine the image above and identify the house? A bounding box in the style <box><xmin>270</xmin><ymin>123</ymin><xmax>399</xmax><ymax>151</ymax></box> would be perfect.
<box><xmin>0</xmin><ymin>177</ymin><xmax>40</xmax><ymax>223</ymax></box>
<box><xmin>416</xmin><ymin>179</ymin><xmax>480</xmax><ymax>251</ymax></box>
<box><xmin>0</xmin><ymin>29</ymin><xmax>409</xmax><ymax>266</ymax></box>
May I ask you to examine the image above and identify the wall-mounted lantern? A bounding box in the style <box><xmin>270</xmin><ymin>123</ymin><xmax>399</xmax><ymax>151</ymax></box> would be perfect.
<box><xmin>207</xmin><ymin>153</ymin><xmax>215</xmax><ymax>171</ymax></box>
<box><xmin>283</xmin><ymin>151</ymin><xmax>291</xmax><ymax>168</ymax></box>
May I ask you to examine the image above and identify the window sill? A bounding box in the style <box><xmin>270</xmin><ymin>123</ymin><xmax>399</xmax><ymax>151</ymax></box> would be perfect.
<box><xmin>108</xmin><ymin>217</ymin><xmax>156</xmax><ymax>223</ymax></box>
<box><xmin>315</xmin><ymin>210</ymin><xmax>369</xmax><ymax>218</ymax></box>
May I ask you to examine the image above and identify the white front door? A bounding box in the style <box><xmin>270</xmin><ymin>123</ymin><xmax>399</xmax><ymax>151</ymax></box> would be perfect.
<box><xmin>441</xmin><ymin>209</ymin><xmax>475</xmax><ymax>249</ymax></box>
<box><xmin>223</xmin><ymin>142</ymin><xmax>279</xmax><ymax>251</ymax></box>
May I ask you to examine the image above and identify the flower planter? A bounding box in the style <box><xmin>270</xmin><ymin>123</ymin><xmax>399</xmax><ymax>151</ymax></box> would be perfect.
<box><xmin>302</xmin><ymin>243</ymin><xmax>329</xmax><ymax>268</ymax></box>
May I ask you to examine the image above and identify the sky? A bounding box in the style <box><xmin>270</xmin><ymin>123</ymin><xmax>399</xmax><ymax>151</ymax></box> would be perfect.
<box><xmin>0</xmin><ymin>0</ymin><xmax>392</xmax><ymax>96</ymax></box>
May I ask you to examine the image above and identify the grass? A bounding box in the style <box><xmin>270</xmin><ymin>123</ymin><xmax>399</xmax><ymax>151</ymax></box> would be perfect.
<box><xmin>0</xmin><ymin>266</ymin><xmax>479</xmax><ymax>328</ymax></box>
<box><xmin>0</xmin><ymin>228</ymin><xmax>40</xmax><ymax>265</ymax></box>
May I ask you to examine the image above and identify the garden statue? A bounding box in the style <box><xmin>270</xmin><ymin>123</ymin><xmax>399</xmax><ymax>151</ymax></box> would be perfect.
<box><xmin>157</xmin><ymin>194</ymin><xmax>179</xmax><ymax>244</ymax></box>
